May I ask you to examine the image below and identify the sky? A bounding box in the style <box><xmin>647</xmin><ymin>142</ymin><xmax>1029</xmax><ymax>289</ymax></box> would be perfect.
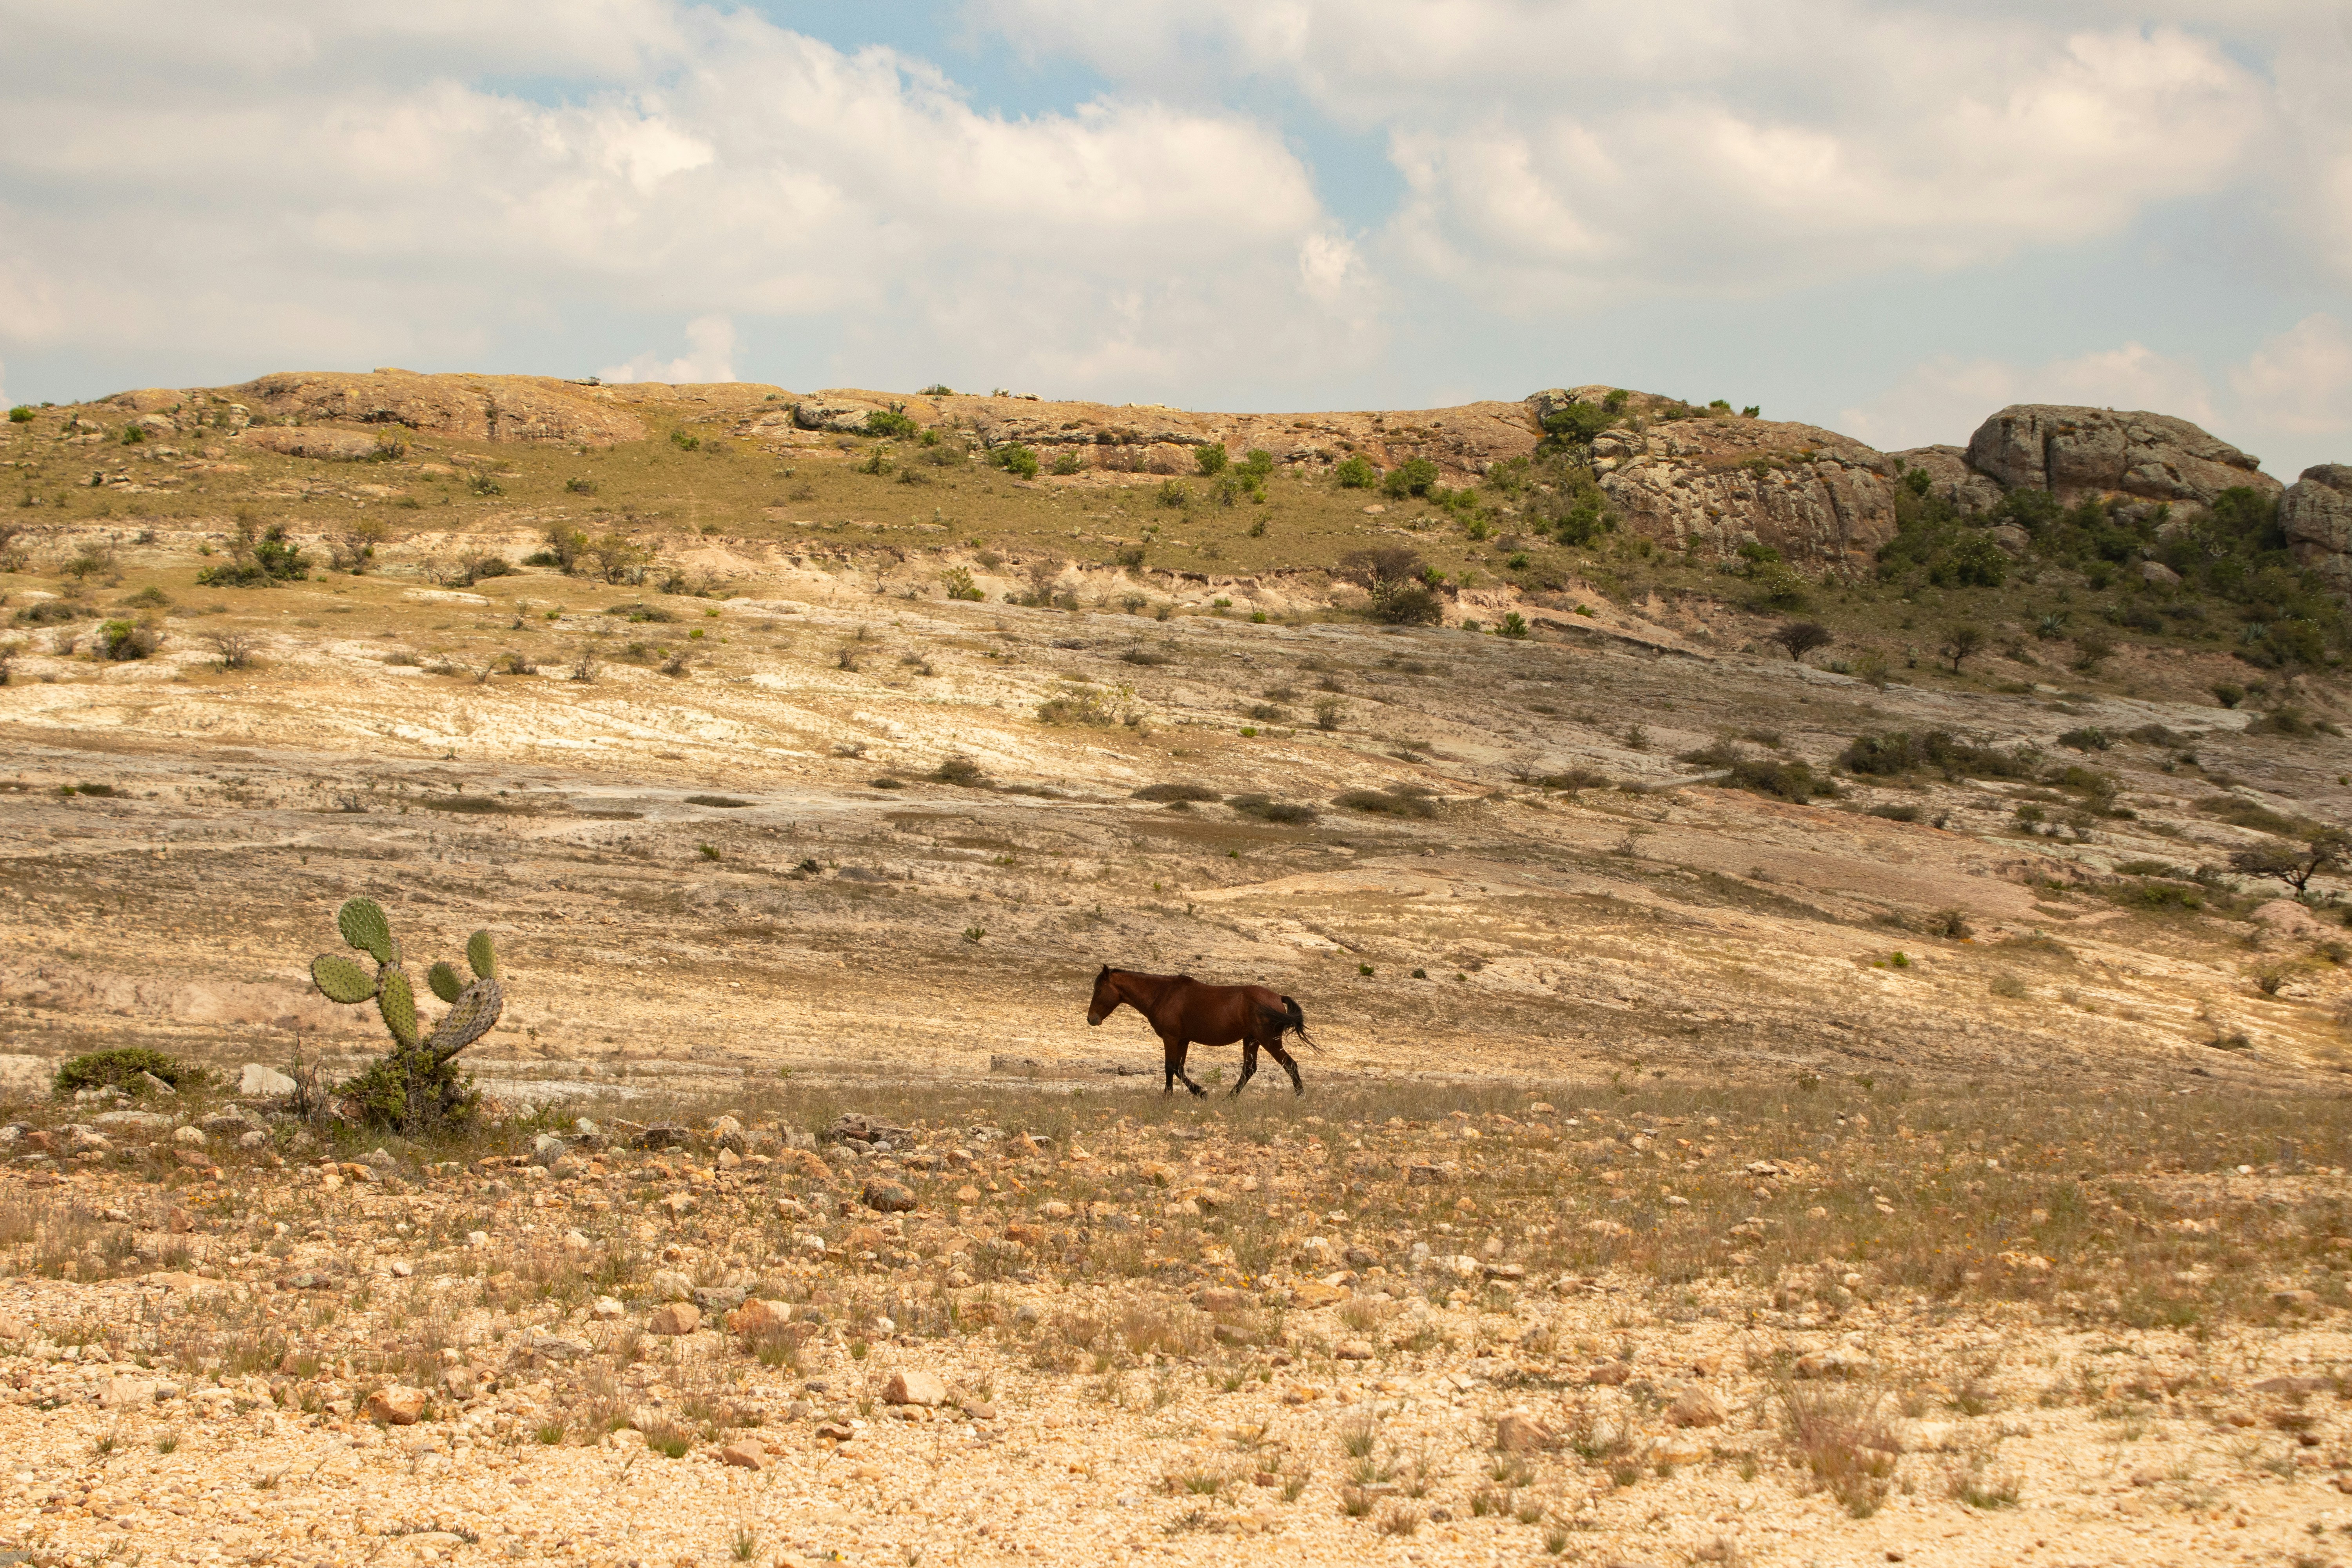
<box><xmin>1</xmin><ymin>1</ymin><xmax>2348</xmax><ymax>476</ymax></box>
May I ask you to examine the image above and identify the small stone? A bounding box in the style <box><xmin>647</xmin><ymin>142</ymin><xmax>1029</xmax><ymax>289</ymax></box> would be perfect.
<box><xmin>720</xmin><ymin>1441</ymin><xmax>766</xmax><ymax>1470</ymax></box>
<box><xmin>717</xmin><ymin>1147</ymin><xmax>742</xmax><ymax>1169</ymax></box>
<box><xmin>364</xmin><ymin>1385</ymin><xmax>426</xmax><ymax>1425</ymax></box>
<box><xmin>1587</xmin><ymin>1362</ymin><xmax>1632</xmax><ymax>1387</ymax></box>
<box><xmin>1040</xmin><ymin>1200</ymin><xmax>1073</xmax><ymax>1219</ymax></box>
<box><xmin>884</xmin><ymin>1369</ymin><xmax>948</xmax><ymax>1406</ymax></box>
<box><xmin>238</xmin><ymin>1063</ymin><xmax>297</xmax><ymax>1099</ymax></box>
<box><xmin>862</xmin><ymin>1179</ymin><xmax>916</xmax><ymax>1213</ymax></box>
<box><xmin>1494</xmin><ymin>1413</ymin><xmax>1553</xmax><ymax>1453</ymax></box>
<box><xmin>726</xmin><ymin>1298</ymin><xmax>793</xmax><ymax>1338</ymax></box>
<box><xmin>592</xmin><ymin>1296</ymin><xmax>625</xmax><ymax>1321</ymax></box>
<box><xmin>1404</xmin><ymin>1164</ymin><xmax>1444</xmax><ymax>1185</ymax></box>
<box><xmin>1668</xmin><ymin>1386</ymin><xmax>1726</xmax><ymax>1428</ymax></box>
<box><xmin>1336</xmin><ymin>1339</ymin><xmax>1374</xmax><ymax>1361</ymax></box>
<box><xmin>172</xmin><ymin>1125</ymin><xmax>206</xmax><ymax>1147</ymax></box>
<box><xmin>648</xmin><ymin>1268</ymin><xmax>694</xmax><ymax>1301</ymax></box>
<box><xmin>648</xmin><ymin>1302</ymin><xmax>702</xmax><ymax>1336</ymax></box>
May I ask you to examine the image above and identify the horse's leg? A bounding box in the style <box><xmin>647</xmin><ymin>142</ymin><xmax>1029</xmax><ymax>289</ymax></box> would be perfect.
<box><xmin>1169</xmin><ymin>1037</ymin><xmax>1205</xmax><ymax>1097</ymax></box>
<box><xmin>1266</xmin><ymin>1040</ymin><xmax>1305</xmax><ymax>1096</ymax></box>
<box><xmin>1232</xmin><ymin>1039</ymin><xmax>1259</xmax><ymax>1098</ymax></box>
<box><xmin>1160</xmin><ymin>1034</ymin><xmax>1181</xmax><ymax>1095</ymax></box>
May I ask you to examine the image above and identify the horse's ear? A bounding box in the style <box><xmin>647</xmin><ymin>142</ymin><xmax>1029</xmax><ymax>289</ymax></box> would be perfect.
<box><xmin>1096</xmin><ymin>964</ymin><xmax>1111</xmax><ymax>980</ymax></box>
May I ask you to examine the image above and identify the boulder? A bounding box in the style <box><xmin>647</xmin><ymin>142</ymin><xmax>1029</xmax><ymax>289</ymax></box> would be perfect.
<box><xmin>2252</xmin><ymin>899</ymin><xmax>2332</xmax><ymax>940</ymax></box>
<box><xmin>530</xmin><ymin>1133</ymin><xmax>568</xmax><ymax>1165</ymax></box>
<box><xmin>1891</xmin><ymin>445</ymin><xmax>2005</xmax><ymax>514</ymax></box>
<box><xmin>2283</xmin><ymin>464</ymin><xmax>2352</xmax><ymax>595</ymax></box>
<box><xmin>719</xmin><ymin>1441</ymin><xmax>766</xmax><ymax>1470</ymax></box>
<box><xmin>646</xmin><ymin>1268</ymin><xmax>694</xmax><ymax>1301</ymax></box>
<box><xmin>882</xmin><ymin>1369</ymin><xmax>948</xmax><ymax>1407</ymax></box>
<box><xmin>1964</xmin><ymin>405</ymin><xmax>2276</xmax><ymax>506</ymax></box>
<box><xmin>172</xmin><ymin>1125</ymin><xmax>207</xmax><ymax>1147</ymax></box>
<box><xmin>238</xmin><ymin>1063</ymin><xmax>297</xmax><ymax>1099</ymax></box>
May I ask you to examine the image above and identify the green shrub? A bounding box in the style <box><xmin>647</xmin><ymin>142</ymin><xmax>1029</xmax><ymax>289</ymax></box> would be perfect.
<box><xmin>1678</xmin><ymin>743</ymin><xmax>1833</xmax><ymax>803</ymax></box>
<box><xmin>1156</xmin><ymin>479</ymin><xmax>1189</xmax><ymax>508</ymax></box>
<box><xmin>2057</xmin><ymin>726</ymin><xmax>2111</xmax><ymax>751</ymax></box>
<box><xmin>1382</xmin><ymin>458</ymin><xmax>1440</xmax><ymax>499</ymax></box>
<box><xmin>995</xmin><ymin>444</ymin><xmax>1039</xmax><ymax>479</ymax></box>
<box><xmin>54</xmin><ymin>1047</ymin><xmax>206</xmax><ymax>1095</ymax></box>
<box><xmin>670</xmin><ymin>430</ymin><xmax>701</xmax><ymax>451</ymax></box>
<box><xmin>1229</xmin><ymin>793</ymin><xmax>1316</xmax><ymax>824</ymax></box>
<box><xmin>1050</xmin><ymin>448</ymin><xmax>1085</xmax><ymax>476</ymax></box>
<box><xmin>865</xmin><ymin>407</ymin><xmax>920</xmax><ymax>440</ymax></box>
<box><xmin>1196</xmin><ymin>444</ymin><xmax>1229</xmax><ymax>475</ymax></box>
<box><xmin>1497</xmin><ymin>612</ymin><xmax>1529</xmax><ymax>639</ymax></box>
<box><xmin>1333</xmin><ymin>455</ymin><xmax>1377</xmax><ymax>489</ymax></box>
<box><xmin>7</xmin><ymin>406</ymin><xmax>32</xmax><ymax>424</ymax></box>
<box><xmin>1134</xmin><ymin>782</ymin><xmax>1219</xmax><ymax>802</ymax></box>
<box><xmin>1840</xmin><ymin>730</ymin><xmax>2032</xmax><ymax>780</ymax></box>
<box><xmin>98</xmin><ymin>619</ymin><xmax>161</xmax><ymax>660</ymax></box>
<box><xmin>1334</xmin><ymin>786</ymin><xmax>1437</xmax><ymax>818</ymax></box>
<box><xmin>942</xmin><ymin>566</ymin><xmax>984</xmax><ymax>601</ymax></box>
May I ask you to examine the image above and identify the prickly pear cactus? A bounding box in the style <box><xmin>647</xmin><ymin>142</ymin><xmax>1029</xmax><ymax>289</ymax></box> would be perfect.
<box><xmin>308</xmin><ymin>896</ymin><xmax>502</xmax><ymax>1131</ymax></box>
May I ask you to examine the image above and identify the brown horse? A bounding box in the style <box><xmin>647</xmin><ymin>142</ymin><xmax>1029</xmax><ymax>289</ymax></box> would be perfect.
<box><xmin>1086</xmin><ymin>966</ymin><xmax>1315</xmax><ymax>1096</ymax></box>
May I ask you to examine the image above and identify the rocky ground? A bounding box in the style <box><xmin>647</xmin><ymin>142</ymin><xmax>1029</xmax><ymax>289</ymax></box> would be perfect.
<box><xmin>2</xmin><ymin>400</ymin><xmax>2352</xmax><ymax>1564</ymax></box>
<box><xmin>5</xmin><ymin>1082</ymin><xmax>2352</xmax><ymax>1568</ymax></box>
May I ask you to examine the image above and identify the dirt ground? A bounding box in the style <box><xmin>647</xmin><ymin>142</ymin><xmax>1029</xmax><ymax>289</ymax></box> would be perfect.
<box><xmin>3</xmin><ymin>519</ymin><xmax>2352</xmax><ymax>1567</ymax></box>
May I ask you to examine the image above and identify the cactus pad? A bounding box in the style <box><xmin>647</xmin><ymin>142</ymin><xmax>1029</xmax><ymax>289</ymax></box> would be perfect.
<box><xmin>377</xmin><ymin>967</ymin><xmax>419</xmax><ymax>1050</ymax></box>
<box><xmin>337</xmin><ymin>897</ymin><xmax>396</xmax><ymax>964</ymax></box>
<box><xmin>311</xmin><ymin>953</ymin><xmax>378</xmax><ymax>1005</ymax></box>
<box><xmin>427</xmin><ymin>961</ymin><xmax>465</xmax><ymax>1004</ymax></box>
<box><xmin>427</xmin><ymin>977</ymin><xmax>505</xmax><ymax>1058</ymax></box>
<box><xmin>466</xmin><ymin>929</ymin><xmax>497</xmax><ymax>981</ymax></box>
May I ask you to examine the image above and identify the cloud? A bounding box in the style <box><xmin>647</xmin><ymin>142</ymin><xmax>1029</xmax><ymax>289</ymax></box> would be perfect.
<box><xmin>601</xmin><ymin>315</ymin><xmax>736</xmax><ymax>385</ymax></box>
<box><xmin>977</xmin><ymin>2</ymin><xmax>2278</xmax><ymax>300</ymax></box>
<box><xmin>0</xmin><ymin>3</ymin><xmax>1370</xmax><ymax>400</ymax></box>
<box><xmin>2231</xmin><ymin>314</ymin><xmax>2352</xmax><ymax>451</ymax></box>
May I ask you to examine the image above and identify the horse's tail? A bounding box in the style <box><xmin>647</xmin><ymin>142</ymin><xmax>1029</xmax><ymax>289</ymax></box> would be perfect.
<box><xmin>1280</xmin><ymin>995</ymin><xmax>1318</xmax><ymax>1050</ymax></box>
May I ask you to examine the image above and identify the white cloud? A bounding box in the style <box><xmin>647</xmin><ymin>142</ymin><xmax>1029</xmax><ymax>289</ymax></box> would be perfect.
<box><xmin>978</xmin><ymin>2</ymin><xmax>2278</xmax><ymax>299</ymax></box>
<box><xmin>0</xmin><ymin>2</ymin><xmax>1369</xmax><ymax>400</ymax></box>
<box><xmin>2231</xmin><ymin>314</ymin><xmax>2352</xmax><ymax>452</ymax></box>
<box><xmin>601</xmin><ymin>314</ymin><xmax>736</xmax><ymax>385</ymax></box>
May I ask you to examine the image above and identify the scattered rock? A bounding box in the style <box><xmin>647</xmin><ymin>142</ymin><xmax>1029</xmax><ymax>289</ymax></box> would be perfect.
<box><xmin>1668</xmin><ymin>1386</ymin><xmax>1727</xmax><ymax>1428</ymax></box>
<box><xmin>883</xmin><ymin>1369</ymin><xmax>948</xmax><ymax>1407</ymax></box>
<box><xmin>720</xmin><ymin>1441</ymin><xmax>766</xmax><ymax>1470</ymax></box>
<box><xmin>1494</xmin><ymin>1412</ymin><xmax>1554</xmax><ymax>1453</ymax></box>
<box><xmin>861</xmin><ymin>1179</ymin><xmax>916</xmax><ymax>1213</ymax></box>
<box><xmin>648</xmin><ymin>1302</ymin><xmax>702</xmax><ymax>1337</ymax></box>
<box><xmin>364</xmin><ymin>1385</ymin><xmax>426</xmax><ymax>1425</ymax></box>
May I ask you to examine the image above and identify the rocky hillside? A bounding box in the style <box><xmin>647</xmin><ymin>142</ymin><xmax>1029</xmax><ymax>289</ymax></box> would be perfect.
<box><xmin>70</xmin><ymin>370</ymin><xmax>2337</xmax><ymax>587</ymax></box>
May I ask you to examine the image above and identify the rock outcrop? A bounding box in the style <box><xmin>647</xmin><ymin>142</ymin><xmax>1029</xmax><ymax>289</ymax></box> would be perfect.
<box><xmin>1963</xmin><ymin>405</ymin><xmax>2276</xmax><ymax>507</ymax></box>
<box><xmin>225</xmin><ymin>369</ymin><xmax>648</xmax><ymax>446</ymax></box>
<box><xmin>1589</xmin><ymin>412</ymin><xmax>1901</xmax><ymax>567</ymax></box>
<box><xmin>2283</xmin><ymin>464</ymin><xmax>2352</xmax><ymax>595</ymax></box>
<box><xmin>728</xmin><ymin>387</ymin><xmax>1546</xmax><ymax>480</ymax></box>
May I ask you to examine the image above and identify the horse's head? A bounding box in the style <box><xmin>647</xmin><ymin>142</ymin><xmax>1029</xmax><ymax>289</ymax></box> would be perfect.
<box><xmin>1086</xmin><ymin>964</ymin><xmax>1120</xmax><ymax>1026</ymax></box>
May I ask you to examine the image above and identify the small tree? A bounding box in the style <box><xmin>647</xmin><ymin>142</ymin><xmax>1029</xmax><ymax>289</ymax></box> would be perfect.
<box><xmin>1770</xmin><ymin>621</ymin><xmax>1834</xmax><ymax>662</ymax></box>
<box><xmin>1939</xmin><ymin>624</ymin><xmax>1984</xmax><ymax>673</ymax></box>
<box><xmin>2229</xmin><ymin>829</ymin><xmax>2350</xmax><ymax>894</ymax></box>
